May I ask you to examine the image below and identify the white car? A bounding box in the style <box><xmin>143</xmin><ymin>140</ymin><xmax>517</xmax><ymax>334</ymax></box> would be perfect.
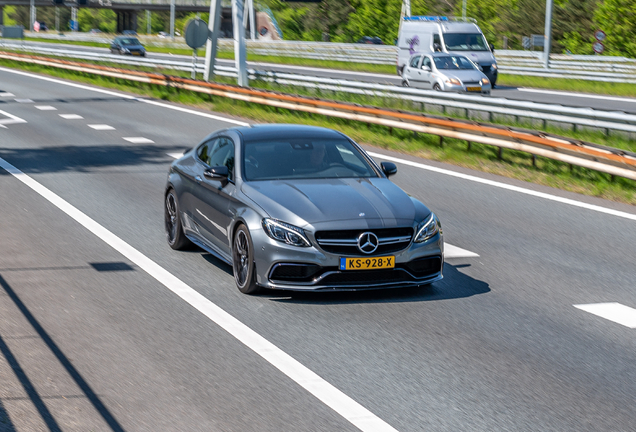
<box><xmin>402</xmin><ymin>52</ymin><xmax>491</xmax><ymax>95</ymax></box>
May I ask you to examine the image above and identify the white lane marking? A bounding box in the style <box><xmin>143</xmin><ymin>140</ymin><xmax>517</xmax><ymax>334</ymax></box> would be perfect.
<box><xmin>445</xmin><ymin>244</ymin><xmax>479</xmax><ymax>259</ymax></box>
<box><xmin>574</xmin><ymin>303</ymin><xmax>636</xmax><ymax>328</ymax></box>
<box><xmin>518</xmin><ymin>88</ymin><xmax>636</xmax><ymax>104</ymax></box>
<box><xmin>124</xmin><ymin>137</ymin><xmax>154</xmax><ymax>144</ymax></box>
<box><xmin>1</xmin><ymin>92</ymin><xmax>16</xmax><ymax>97</ymax></box>
<box><xmin>0</xmin><ymin>109</ymin><xmax>27</xmax><ymax>126</ymax></box>
<box><xmin>0</xmin><ymin>156</ymin><xmax>398</xmax><ymax>432</ymax></box>
<box><xmin>35</xmin><ymin>105</ymin><xmax>57</xmax><ymax>111</ymax></box>
<box><xmin>167</xmin><ymin>152</ymin><xmax>185</xmax><ymax>159</ymax></box>
<box><xmin>369</xmin><ymin>152</ymin><xmax>636</xmax><ymax>222</ymax></box>
<box><xmin>88</xmin><ymin>124</ymin><xmax>115</xmax><ymax>130</ymax></box>
<box><xmin>60</xmin><ymin>114</ymin><xmax>84</xmax><ymax>120</ymax></box>
<box><xmin>14</xmin><ymin>98</ymin><xmax>34</xmax><ymax>103</ymax></box>
<box><xmin>0</xmin><ymin>67</ymin><xmax>249</xmax><ymax>127</ymax></box>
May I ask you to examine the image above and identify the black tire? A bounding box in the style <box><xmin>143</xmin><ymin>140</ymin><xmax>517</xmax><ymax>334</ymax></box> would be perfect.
<box><xmin>165</xmin><ymin>189</ymin><xmax>192</xmax><ymax>250</ymax></box>
<box><xmin>433</xmin><ymin>83</ymin><xmax>442</xmax><ymax>91</ymax></box>
<box><xmin>232</xmin><ymin>224</ymin><xmax>260</xmax><ymax>294</ymax></box>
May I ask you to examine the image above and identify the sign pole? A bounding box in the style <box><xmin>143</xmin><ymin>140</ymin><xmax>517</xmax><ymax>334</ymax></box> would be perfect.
<box><xmin>204</xmin><ymin>0</ymin><xmax>222</xmax><ymax>82</ymax></box>
<box><xmin>543</xmin><ymin>0</ymin><xmax>554</xmax><ymax>69</ymax></box>
<box><xmin>233</xmin><ymin>0</ymin><xmax>248</xmax><ymax>87</ymax></box>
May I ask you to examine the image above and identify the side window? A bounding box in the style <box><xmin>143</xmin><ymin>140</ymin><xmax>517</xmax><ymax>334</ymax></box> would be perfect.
<box><xmin>433</xmin><ymin>34</ymin><xmax>441</xmax><ymax>51</ymax></box>
<box><xmin>422</xmin><ymin>57</ymin><xmax>431</xmax><ymax>69</ymax></box>
<box><xmin>198</xmin><ymin>137</ymin><xmax>235</xmax><ymax>181</ymax></box>
<box><xmin>409</xmin><ymin>55</ymin><xmax>421</xmax><ymax>68</ymax></box>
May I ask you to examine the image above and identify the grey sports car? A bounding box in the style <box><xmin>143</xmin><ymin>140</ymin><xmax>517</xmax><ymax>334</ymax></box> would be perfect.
<box><xmin>165</xmin><ymin>124</ymin><xmax>444</xmax><ymax>294</ymax></box>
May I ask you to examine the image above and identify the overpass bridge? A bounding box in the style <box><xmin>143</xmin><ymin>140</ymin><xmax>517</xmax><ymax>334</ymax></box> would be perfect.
<box><xmin>0</xmin><ymin>0</ymin><xmax>251</xmax><ymax>35</ymax></box>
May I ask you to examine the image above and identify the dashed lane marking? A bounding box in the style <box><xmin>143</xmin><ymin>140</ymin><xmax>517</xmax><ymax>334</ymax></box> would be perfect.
<box><xmin>59</xmin><ymin>114</ymin><xmax>83</xmax><ymax>120</ymax></box>
<box><xmin>14</xmin><ymin>98</ymin><xmax>34</xmax><ymax>103</ymax></box>
<box><xmin>35</xmin><ymin>105</ymin><xmax>57</xmax><ymax>111</ymax></box>
<box><xmin>574</xmin><ymin>303</ymin><xmax>636</xmax><ymax>329</ymax></box>
<box><xmin>88</xmin><ymin>124</ymin><xmax>115</xmax><ymax>131</ymax></box>
<box><xmin>167</xmin><ymin>152</ymin><xmax>185</xmax><ymax>159</ymax></box>
<box><xmin>0</xmin><ymin>92</ymin><xmax>15</xmax><ymax>97</ymax></box>
<box><xmin>123</xmin><ymin>137</ymin><xmax>154</xmax><ymax>144</ymax></box>
<box><xmin>0</xmin><ymin>155</ymin><xmax>399</xmax><ymax>432</ymax></box>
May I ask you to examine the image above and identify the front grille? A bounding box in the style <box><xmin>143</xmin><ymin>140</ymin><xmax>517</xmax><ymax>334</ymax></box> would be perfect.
<box><xmin>320</xmin><ymin>268</ymin><xmax>412</xmax><ymax>286</ymax></box>
<box><xmin>463</xmin><ymin>81</ymin><xmax>480</xmax><ymax>85</ymax></box>
<box><xmin>270</xmin><ymin>263</ymin><xmax>321</xmax><ymax>282</ymax></box>
<box><xmin>315</xmin><ymin>227</ymin><xmax>413</xmax><ymax>255</ymax></box>
<box><xmin>404</xmin><ymin>256</ymin><xmax>442</xmax><ymax>277</ymax></box>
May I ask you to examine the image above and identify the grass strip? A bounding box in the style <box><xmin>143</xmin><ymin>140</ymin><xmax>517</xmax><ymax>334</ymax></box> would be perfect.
<box><xmin>1</xmin><ymin>59</ymin><xmax>634</xmax><ymax>205</ymax></box>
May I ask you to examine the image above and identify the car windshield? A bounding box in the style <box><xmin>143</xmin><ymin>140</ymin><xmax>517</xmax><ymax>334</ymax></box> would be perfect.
<box><xmin>243</xmin><ymin>137</ymin><xmax>378</xmax><ymax>181</ymax></box>
<box><xmin>443</xmin><ymin>33</ymin><xmax>489</xmax><ymax>51</ymax></box>
<box><xmin>433</xmin><ymin>55</ymin><xmax>476</xmax><ymax>70</ymax></box>
<box><xmin>120</xmin><ymin>38</ymin><xmax>140</xmax><ymax>46</ymax></box>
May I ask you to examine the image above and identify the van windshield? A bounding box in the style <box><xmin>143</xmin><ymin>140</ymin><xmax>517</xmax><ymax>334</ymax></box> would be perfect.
<box><xmin>444</xmin><ymin>33</ymin><xmax>489</xmax><ymax>51</ymax></box>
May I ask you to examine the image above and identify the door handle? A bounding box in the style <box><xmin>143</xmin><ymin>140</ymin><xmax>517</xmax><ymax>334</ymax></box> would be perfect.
<box><xmin>195</xmin><ymin>175</ymin><xmax>202</xmax><ymax>184</ymax></box>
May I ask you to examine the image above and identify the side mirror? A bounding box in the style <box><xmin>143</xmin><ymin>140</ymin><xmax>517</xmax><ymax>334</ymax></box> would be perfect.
<box><xmin>421</xmin><ymin>65</ymin><xmax>431</xmax><ymax>71</ymax></box>
<box><xmin>204</xmin><ymin>165</ymin><xmax>229</xmax><ymax>182</ymax></box>
<box><xmin>381</xmin><ymin>162</ymin><xmax>397</xmax><ymax>177</ymax></box>
<box><xmin>489</xmin><ymin>43</ymin><xmax>495</xmax><ymax>53</ymax></box>
<box><xmin>433</xmin><ymin>43</ymin><xmax>442</xmax><ymax>52</ymax></box>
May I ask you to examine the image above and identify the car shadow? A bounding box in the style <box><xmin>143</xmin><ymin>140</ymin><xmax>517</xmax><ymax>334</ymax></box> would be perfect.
<box><xmin>0</xmin><ymin>144</ymin><xmax>189</xmax><ymax>174</ymax></box>
<box><xmin>264</xmin><ymin>263</ymin><xmax>489</xmax><ymax>304</ymax></box>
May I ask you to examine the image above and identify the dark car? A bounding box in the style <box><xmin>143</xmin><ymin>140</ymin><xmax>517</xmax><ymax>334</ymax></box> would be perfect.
<box><xmin>357</xmin><ymin>36</ymin><xmax>384</xmax><ymax>45</ymax></box>
<box><xmin>165</xmin><ymin>124</ymin><xmax>444</xmax><ymax>294</ymax></box>
<box><xmin>110</xmin><ymin>36</ymin><xmax>146</xmax><ymax>56</ymax></box>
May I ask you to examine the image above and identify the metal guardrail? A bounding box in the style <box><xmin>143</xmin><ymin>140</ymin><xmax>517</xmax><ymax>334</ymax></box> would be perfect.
<box><xmin>1</xmin><ymin>50</ymin><xmax>636</xmax><ymax>181</ymax></box>
<box><xmin>15</xmin><ymin>33</ymin><xmax>636</xmax><ymax>82</ymax></box>
<box><xmin>3</xmin><ymin>42</ymin><xmax>636</xmax><ymax>136</ymax></box>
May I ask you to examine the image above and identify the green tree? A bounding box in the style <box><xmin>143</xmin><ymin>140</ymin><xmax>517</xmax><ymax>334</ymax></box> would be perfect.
<box><xmin>595</xmin><ymin>0</ymin><xmax>636</xmax><ymax>56</ymax></box>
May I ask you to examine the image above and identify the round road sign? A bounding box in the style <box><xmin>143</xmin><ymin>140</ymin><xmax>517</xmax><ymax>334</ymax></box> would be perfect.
<box><xmin>593</xmin><ymin>41</ymin><xmax>604</xmax><ymax>54</ymax></box>
<box><xmin>594</xmin><ymin>30</ymin><xmax>606</xmax><ymax>42</ymax></box>
<box><xmin>185</xmin><ymin>18</ymin><xmax>209</xmax><ymax>49</ymax></box>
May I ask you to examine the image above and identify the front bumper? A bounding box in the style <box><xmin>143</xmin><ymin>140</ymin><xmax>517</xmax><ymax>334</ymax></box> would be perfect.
<box><xmin>251</xmin><ymin>228</ymin><xmax>444</xmax><ymax>291</ymax></box>
<box><xmin>441</xmin><ymin>82</ymin><xmax>492</xmax><ymax>94</ymax></box>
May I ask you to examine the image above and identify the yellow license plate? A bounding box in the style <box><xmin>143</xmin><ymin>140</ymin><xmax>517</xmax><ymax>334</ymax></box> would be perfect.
<box><xmin>340</xmin><ymin>256</ymin><xmax>395</xmax><ymax>271</ymax></box>
<box><xmin>466</xmin><ymin>86</ymin><xmax>481</xmax><ymax>92</ymax></box>
<box><xmin>132</xmin><ymin>52</ymin><xmax>141</xmax><ymax>56</ymax></box>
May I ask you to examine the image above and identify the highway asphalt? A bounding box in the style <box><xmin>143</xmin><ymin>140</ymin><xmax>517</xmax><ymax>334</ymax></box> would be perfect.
<box><xmin>7</xmin><ymin>40</ymin><xmax>636</xmax><ymax>114</ymax></box>
<box><xmin>1</xmin><ymin>66</ymin><xmax>636</xmax><ymax>431</ymax></box>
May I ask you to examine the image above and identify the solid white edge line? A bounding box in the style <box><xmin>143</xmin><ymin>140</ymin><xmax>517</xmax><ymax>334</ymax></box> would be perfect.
<box><xmin>518</xmin><ymin>87</ymin><xmax>636</xmax><ymax>103</ymax></box>
<box><xmin>574</xmin><ymin>303</ymin><xmax>636</xmax><ymax>328</ymax></box>
<box><xmin>0</xmin><ymin>67</ymin><xmax>249</xmax><ymax>127</ymax></box>
<box><xmin>368</xmin><ymin>152</ymin><xmax>636</xmax><ymax>222</ymax></box>
<box><xmin>0</xmin><ymin>156</ymin><xmax>399</xmax><ymax>432</ymax></box>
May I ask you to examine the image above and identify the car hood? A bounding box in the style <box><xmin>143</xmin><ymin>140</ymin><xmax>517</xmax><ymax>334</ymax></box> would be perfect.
<box><xmin>242</xmin><ymin>178</ymin><xmax>428</xmax><ymax>229</ymax></box>
<box><xmin>439</xmin><ymin>69</ymin><xmax>486</xmax><ymax>82</ymax></box>
<box><xmin>447</xmin><ymin>50</ymin><xmax>496</xmax><ymax>66</ymax></box>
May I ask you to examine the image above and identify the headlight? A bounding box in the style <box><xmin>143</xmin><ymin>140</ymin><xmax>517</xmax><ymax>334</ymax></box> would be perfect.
<box><xmin>262</xmin><ymin>219</ymin><xmax>311</xmax><ymax>247</ymax></box>
<box><xmin>491</xmin><ymin>63</ymin><xmax>498</xmax><ymax>70</ymax></box>
<box><xmin>414</xmin><ymin>213</ymin><xmax>442</xmax><ymax>243</ymax></box>
<box><xmin>445</xmin><ymin>78</ymin><xmax>461</xmax><ymax>85</ymax></box>
<box><xmin>481</xmin><ymin>78</ymin><xmax>490</xmax><ymax>85</ymax></box>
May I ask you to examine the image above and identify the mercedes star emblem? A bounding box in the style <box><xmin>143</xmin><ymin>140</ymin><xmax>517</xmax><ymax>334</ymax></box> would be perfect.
<box><xmin>357</xmin><ymin>232</ymin><xmax>379</xmax><ymax>254</ymax></box>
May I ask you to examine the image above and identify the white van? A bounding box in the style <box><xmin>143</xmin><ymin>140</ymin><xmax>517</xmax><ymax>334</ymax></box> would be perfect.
<box><xmin>396</xmin><ymin>16</ymin><xmax>498</xmax><ymax>87</ymax></box>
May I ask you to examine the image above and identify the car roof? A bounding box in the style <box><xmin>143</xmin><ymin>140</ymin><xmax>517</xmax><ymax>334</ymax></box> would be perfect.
<box><xmin>410</xmin><ymin>52</ymin><xmax>468</xmax><ymax>59</ymax></box>
<box><xmin>232</xmin><ymin>124</ymin><xmax>347</xmax><ymax>142</ymax></box>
